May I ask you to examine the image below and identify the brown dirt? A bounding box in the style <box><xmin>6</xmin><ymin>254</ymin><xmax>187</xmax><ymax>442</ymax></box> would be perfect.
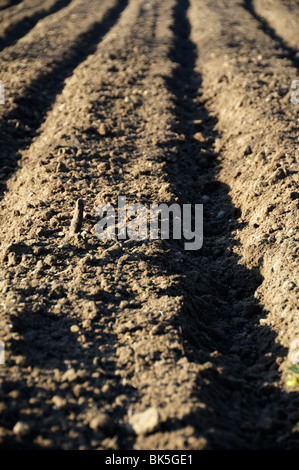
<box><xmin>0</xmin><ymin>0</ymin><xmax>298</xmax><ymax>450</ymax></box>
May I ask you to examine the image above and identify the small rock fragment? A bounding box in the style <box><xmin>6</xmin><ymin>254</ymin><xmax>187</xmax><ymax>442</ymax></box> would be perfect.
<box><xmin>150</xmin><ymin>323</ymin><xmax>164</xmax><ymax>335</ymax></box>
<box><xmin>13</xmin><ymin>421</ymin><xmax>30</xmax><ymax>437</ymax></box>
<box><xmin>128</xmin><ymin>407</ymin><xmax>160</xmax><ymax>435</ymax></box>
<box><xmin>82</xmin><ymin>300</ymin><xmax>98</xmax><ymax>320</ymax></box>
<box><xmin>61</xmin><ymin>368</ymin><xmax>77</xmax><ymax>383</ymax></box>
<box><xmin>89</xmin><ymin>412</ymin><xmax>112</xmax><ymax>432</ymax></box>
<box><xmin>288</xmin><ymin>339</ymin><xmax>299</xmax><ymax>365</ymax></box>
<box><xmin>52</xmin><ymin>395</ymin><xmax>67</xmax><ymax>409</ymax></box>
<box><xmin>98</xmin><ymin>123</ymin><xmax>107</xmax><ymax>136</ymax></box>
<box><xmin>68</xmin><ymin>199</ymin><xmax>84</xmax><ymax>236</ymax></box>
<box><xmin>193</xmin><ymin>132</ymin><xmax>205</xmax><ymax>142</ymax></box>
<box><xmin>70</xmin><ymin>325</ymin><xmax>80</xmax><ymax>333</ymax></box>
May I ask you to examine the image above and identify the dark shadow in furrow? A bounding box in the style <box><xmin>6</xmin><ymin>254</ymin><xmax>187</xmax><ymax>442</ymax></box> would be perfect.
<box><xmin>0</xmin><ymin>0</ymin><xmax>73</xmax><ymax>51</ymax></box>
<box><xmin>0</xmin><ymin>0</ymin><xmax>128</xmax><ymax>196</ymax></box>
<box><xmin>0</xmin><ymin>0</ymin><xmax>22</xmax><ymax>12</ymax></box>
<box><xmin>243</xmin><ymin>0</ymin><xmax>299</xmax><ymax>69</ymax></box>
<box><xmin>160</xmin><ymin>0</ymin><xmax>298</xmax><ymax>450</ymax></box>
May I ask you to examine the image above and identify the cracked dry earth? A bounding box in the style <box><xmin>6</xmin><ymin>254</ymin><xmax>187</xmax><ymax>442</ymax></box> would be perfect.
<box><xmin>0</xmin><ymin>0</ymin><xmax>298</xmax><ymax>451</ymax></box>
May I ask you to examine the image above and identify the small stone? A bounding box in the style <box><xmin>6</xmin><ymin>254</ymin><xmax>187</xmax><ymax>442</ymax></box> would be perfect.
<box><xmin>35</xmin><ymin>260</ymin><xmax>44</xmax><ymax>271</ymax></box>
<box><xmin>13</xmin><ymin>421</ymin><xmax>30</xmax><ymax>437</ymax></box>
<box><xmin>61</xmin><ymin>368</ymin><xmax>78</xmax><ymax>382</ymax></box>
<box><xmin>116</xmin><ymin>320</ymin><xmax>136</xmax><ymax>334</ymax></box>
<box><xmin>193</xmin><ymin>132</ymin><xmax>205</xmax><ymax>142</ymax></box>
<box><xmin>193</xmin><ymin>119</ymin><xmax>203</xmax><ymax>127</ymax></box>
<box><xmin>82</xmin><ymin>301</ymin><xmax>97</xmax><ymax>320</ymax></box>
<box><xmin>288</xmin><ymin>339</ymin><xmax>299</xmax><ymax>365</ymax></box>
<box><xmin>52</xmin><ymin>395</ymin><xmax>67</xmax><ymax>409</ymax></box>
<box><xmin>89</xmin><ymin>412</ymin><xmax>112</xmax><ymax>432</ymax></box>
<box><xmin>98</xmin><ymin>123</ymin><xmax>107</xmax><ymax>136</ymax></box>
<box><xmin>119</xmin><ymin>300</ymin><xmax>129</xmax><ymax>310</ymax></box>
<box><xmin>128</xmin><ymin>407</ymin><xmax>160</xmax><ymax>436</ymax></box>
<box><xmin>7</xmin><ymin>252</ymin><xmax>17</xmax><ymax>267</ymax></box>
<box><xmin>14</xmin><ymin>355</ymin><xmax>26</xmax><ymax>366</ymax></box>
<box><xmin>44</xmin><ymin>254</ymin><xmax>55</xmax><ymax>266</ymax></box>
<box><xmin>73</xmin><ymin>384</ymin><xmax>82</xmax><ymax>398</ymax></box>
<box><xmin>70</xmin><ymin>325</ymin><xmax>80</xmax><ymax>333</ymax></box>
<box><xmin>82</xmin><ymin>319</ymin><xmax>91</xmax><ymax>329</ymax></box>
<box><xmin>102</xmin><ymin>383</ymin><xmax>110</xmax><ymax>394</ymax></box>
<box><xmin>150</xmin><ymin>323</ymin><xmax>164</xmax><ymax>335</ymax></box>
<box><xmin>117</xmin><ymin>346</ymin><xmax>134</xmax><ymax>365</ymax></box>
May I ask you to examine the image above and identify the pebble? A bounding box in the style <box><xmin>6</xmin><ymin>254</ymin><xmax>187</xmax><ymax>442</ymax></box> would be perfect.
<box><xmin>13</xmin><ymin>421</ymin><xmax>30</xmax><ymax>437</ymax></box>
<box><xmin>101</xmin><ymin>383</ymin><xmax>110</xmax><ymax>394</ymax></box>
<box><xmin>193</xmin><ymin>119</ymin><xmax>203</xmax><ymax>127</ymax></box>
<box><xmin>61</xmin><ymin>368</ymin><xmax>78</xmax><ymax>382</ymax></box>
<box><xmin>89</xmin><ymin>412</ymin><xmax>112</xmax><ymax>432</ymax></box>
<box><xmin>70</xmin><ymin>325</ymin><xmax>80</xmax><ymax>333</ymax></box>
<box><xmin>288</xmin><ymin>339</ymin><xmax>299</xmax><ymax>365</ymax></box>
<box><xmin>128</xmin><ymin>407</ymin><xmax>160</xmax><ymax>436</ymax></box>
<box><xmin>150</xmin><ymin>323</ymin><xmax>165</xmax><ymax>335</ymax></box>
<box><xmin>14</xmin><ymin>355</ymin><xmax>26</xmax><ymax>366</ymax></box>
<box><xmin>52</xmin><ymin>395</ymin><xmax>67</xmax><ymax>409</ymax></box>
<box><xmin>98</xmin><ymin>123</ymin><xmax>107</xmax><ymax>136</ymax></box>
<box><xmin>193</xmin><ymin>132</ymin><xmax>205</xmax><ymax>142</ymax></box>
<box><xmin>72</xmin><ymin>384</ymin><xmax>82</xmax><ymax>398</ymax></box>
<box><xmin>117</xmin><ymin>346</ymin><xmax>134</xmax><ymax>365</ymax></box>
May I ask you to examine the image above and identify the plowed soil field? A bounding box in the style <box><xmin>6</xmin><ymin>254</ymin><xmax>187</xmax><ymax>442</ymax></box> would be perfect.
<box><xmin>0</xmin><ymin>0</ymin><xmax>298</xmax><ymax>451</ymax></box>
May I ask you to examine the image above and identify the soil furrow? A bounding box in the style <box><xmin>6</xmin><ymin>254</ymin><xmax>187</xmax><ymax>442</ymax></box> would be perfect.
<box><xmin>0</xmin><ymin>0</ymin><xmax>127</xmax><ymax>195</ymax></box>
<box><xmin>188</xmin><ymin>0</ymin><xmax>299</xmax><ymax>448</ymax></box>
<box><xmin>252</xmin><ymin>0</ymin><xmax>299</xmax><ymax>52</ymax></box>
<box><xmin>0</xmin><ymin>0</ymin><xmax>205</xmax><ymax>450</ymax></box>
<box><xmin>0</xmin><ymin>0</ymin><xmax>21</xmax><ymax>12</ymax></box>
<box><xmin>243</xmin><ymin>0</ymin><xmax>299</xmax><ymax>69</ymax></box>
<box><xmin>0</xmin><ymin>0</ymin><xmax>73</xmax><ymax>51</ymax></box>
<box><xmin>0</xmin><ymin>0</ymin><xmax>248</xmax><ymax>450</ymax></box>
